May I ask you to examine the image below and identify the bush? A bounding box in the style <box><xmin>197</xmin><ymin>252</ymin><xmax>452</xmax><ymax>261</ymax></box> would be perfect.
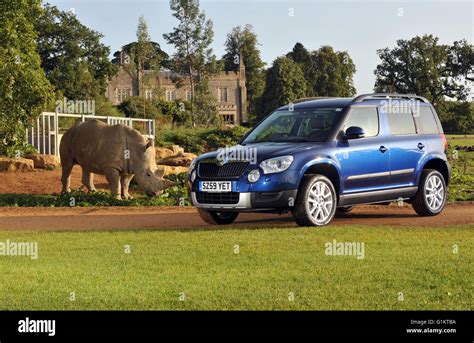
<box><xmin>94</xmin><ymin>95</ymin><xmax>124</xmax><ymax>117</ymax></box>
<box><xmin>205</xmin><ymin>126</ymin><xmax>249</xmax><ymax>151</ymax></box>
<box><xmin>153</xmin><ymin>99</ymin><xmax>192</xmax><ymax>126</ymax></box>
<box><xmin>2</xmin><ymin>143</ymin><xmax>37</xmax><ymax>158</ymax></box>
<box><xmin>154</xmin><ymin>126</ymin><xmax>249</xmax><ymax>154</ymax></box>
<box><xmin>119</xmin><ymin>96</ymin><xmax>161</xmax><ymax>119</ymax></box>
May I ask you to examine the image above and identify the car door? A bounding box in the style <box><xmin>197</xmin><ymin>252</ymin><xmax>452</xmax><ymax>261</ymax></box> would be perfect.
<box><xmin>336</xmin><ymin>106</ymin><xmax>390</xmax><ymax>194</ymax></box>
<box><xmin>383</xmin><ymin>106</ymin><xmax>425</xmax><ymax>187</ymax></box>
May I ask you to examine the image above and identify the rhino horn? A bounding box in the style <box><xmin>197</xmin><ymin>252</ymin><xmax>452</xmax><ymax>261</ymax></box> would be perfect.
<box><xmin>162</xmin><ymin>179</ymin><xmax>179</xmax><ymax>190</ymax></box>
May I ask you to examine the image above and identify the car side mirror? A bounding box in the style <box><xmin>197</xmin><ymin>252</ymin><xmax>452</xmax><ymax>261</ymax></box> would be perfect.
<box><xmin>345</xmin><ymin>126</ymin><xmax>365</xmax><ymax>139</ymax></box>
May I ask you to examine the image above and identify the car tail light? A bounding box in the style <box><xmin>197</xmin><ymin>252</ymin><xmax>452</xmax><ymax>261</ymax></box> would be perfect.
<box><xmin>440</xmin><ymin>133</ymin><xmax>448</xmax><ymax>151</ymax></box>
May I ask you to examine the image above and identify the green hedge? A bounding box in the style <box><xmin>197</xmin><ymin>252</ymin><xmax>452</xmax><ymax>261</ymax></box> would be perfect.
<box><xmin>155</xmin><ymin>126</ymin><xmax>249</xmax><ymax>154</ymax></box>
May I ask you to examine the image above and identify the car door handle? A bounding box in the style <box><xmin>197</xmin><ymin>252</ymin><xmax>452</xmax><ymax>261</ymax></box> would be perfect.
<box><xmin>417</xmin><ymin>143</ymin><xmax>425</xmax><ymax>150</ymax></box>
<box><xmin>379</xmin><ymin>145</ymin><xmax>388</xmax><ymax>153</ymax></box>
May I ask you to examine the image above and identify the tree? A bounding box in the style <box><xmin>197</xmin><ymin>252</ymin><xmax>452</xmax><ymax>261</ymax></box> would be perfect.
<box><xmin>374</xmin><ymin>35</ymin><xmax>474</xmax><ymax>105</ymax></box>
<box><xmin>438</xmin><ymin>101</ymin><xmax>473</xmax><ymax>134</ymax></box>
<box><xmin>287</xmin><ymin>43</ymin><xmax>356</xmax><ymax>98</ymax></box>
<box><xmin>35</xmin><ymin>4</ymin><xmax>116</xmax><ymax>100</ymax></box>
<box><xmin>0</xmin><ymin>0</ymin><xmax>53</xmax><ymax>154</ymax></box>
<box><xmin>259</xmin><ymin>57</ymin><xmax>308</xmax><ymax>118</ymax></box>
<box><xmin>112</xmin><ymin>42</ymin><xmax>169</xmax><ymax>70</ymax></box>
<box><xmin>287</xmin><ymin>42</ymin><xmax>312</xmax><ymax>66</ymax></box>
<box><xmin>193</xmin><ymin>80</ymin><xmax>220</xmax><ymax>126</ymax></box>
<box><xmin>132</xmin><ymin>16</ymin><xmax>163</xmax><ymax>98</ymax></box>
<box><xmin>286</xmin><ymin>42</ymin><xmax>315</xmax><ymax>96</ymax></box>
<box><xmin>163</xmin><ymin>0</ymin><xmax>217</xmax><ymax>126</ymax></box>
<box><xmin>118</xmin><ymin>16</ymin><xmax>165</xmax><ymax>118</ymax></box>
<box><xmin>223</xmin><ymin>25</ymin><xmax>266</xmax><ymax>120</ymax></box>
<box><xmin>311</xmin><ymin>46</ymin><xmax>356</xmax><ymax>97</ymax></box>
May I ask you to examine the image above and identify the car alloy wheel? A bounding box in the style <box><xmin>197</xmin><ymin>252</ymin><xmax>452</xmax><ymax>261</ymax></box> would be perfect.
<box><xmin>306</xmin><ymin>180</ymin><xmax>335</xmax><ymax>225</ymax></box>
<box><xmin>424</xmin><ymin>174</ymin><xmax>445</xmax><ymax>211</ymax></box>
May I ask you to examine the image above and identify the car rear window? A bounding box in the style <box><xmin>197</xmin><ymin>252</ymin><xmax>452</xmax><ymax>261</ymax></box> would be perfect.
<box><xmin>386</xmin><ymin>111</ymin><xmax>416</xmax><ymax>135</ymax></box>
<box><xmin>413</xmin><ymin>107</ymin><xmax>440</xmax><ymax>134</ymax></box>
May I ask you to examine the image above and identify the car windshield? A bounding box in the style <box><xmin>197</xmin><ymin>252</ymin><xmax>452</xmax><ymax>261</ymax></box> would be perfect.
<box><xmin>243</xmin><ymin>108</ymin><xmax>343</xmax><ymax>144</ymax></box>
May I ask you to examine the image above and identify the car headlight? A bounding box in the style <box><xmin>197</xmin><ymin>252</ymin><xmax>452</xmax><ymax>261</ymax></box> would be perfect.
<box><xmin>247</xmin><ymin>169</ymin><xmax>261</xmax><ymax>183</ymax></box>
<box><xmin>260</xmin><ymin>156</ymin><xmax>293</xmax><ymax>174</ymax></box>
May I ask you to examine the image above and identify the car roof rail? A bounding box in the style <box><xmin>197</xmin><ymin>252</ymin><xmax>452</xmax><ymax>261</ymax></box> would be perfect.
<box><xmin>292</xmin><ymin>97</ymin><xmax>337</xmax><ymax>104</ymax></box>
<box><xmin>352</xmin><ymin>93</ymin><xmax>429</xmax><ymax>103</ymax></box>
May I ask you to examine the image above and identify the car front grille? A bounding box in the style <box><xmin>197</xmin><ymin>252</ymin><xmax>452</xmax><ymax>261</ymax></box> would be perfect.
<box><xmin>198</xmin><ymin>161</ymin><xmax>249</xmax><ymax>179</ymax></box>
<box><xmin>195</xmin><ymin>192</ymin><xmax>240</xmax><ymax>205</ymax></box>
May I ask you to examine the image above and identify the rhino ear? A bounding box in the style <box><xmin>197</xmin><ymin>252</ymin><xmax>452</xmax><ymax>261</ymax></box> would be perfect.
<box><xmin>144</xmin><ymin>138</ymin><xmax>154</xmax><ymax>151</ymax></box>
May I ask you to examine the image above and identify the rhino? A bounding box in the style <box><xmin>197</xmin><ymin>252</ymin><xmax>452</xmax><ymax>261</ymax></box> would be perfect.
<box><xmin>59</xmin><ymin>119</ymin><xmax>177</xmax><ymax>199</ymax></box>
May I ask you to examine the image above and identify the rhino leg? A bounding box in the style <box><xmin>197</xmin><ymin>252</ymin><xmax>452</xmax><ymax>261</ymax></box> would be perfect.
<box><xmin>61</xmin><ymin>159</ymin><xmax>74</xmax><ymax>194</ymax></box>
<box><xmin>82</xmin><ymin>170</ymin><xmax>96</xmax><ymax>192</ymax></box>
<box><xmin>121</xmin><ymin>174</ymin><xmax>134</xmax><ymax>200</ymax></box>
<box><xmin>104</xmin><ymin>169</ymin><xmax>122</xmax><ymax>200</ymax></box>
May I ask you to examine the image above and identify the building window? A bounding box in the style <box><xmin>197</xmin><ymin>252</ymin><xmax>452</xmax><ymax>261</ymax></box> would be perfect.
<box><xmin>116</xmin><ymin>88</ymin><xmax>131</xmax><ymax>103</ymax></box>
<box><xmin>186</xmin><ymin>90</ymin><xmax>192</xmax><ymax>101</ymax></box>
<box><xmin>222</xmin><ymin>114</ymin><xmax>234</xmax><ymax>124</ymax></box>
<box><xmin>218</xmin><ymin>87</ymin><xmax>228</xmax><ymax>102</ymax></box>
<box><xmin>165</xmin><ymin>89</ymin><xmax>176</xmax><ymax>101</ymax></box>
<box><xmin>145</xmin><ymin>89</ymin><xmax>153</xmax><ymax>100</ymax></box>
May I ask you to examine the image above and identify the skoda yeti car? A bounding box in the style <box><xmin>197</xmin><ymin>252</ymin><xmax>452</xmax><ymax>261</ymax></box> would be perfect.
<box><xmin>189</xmin><ymin>93</ymin><xmax>451</xmax><ymax>226</ymax></box>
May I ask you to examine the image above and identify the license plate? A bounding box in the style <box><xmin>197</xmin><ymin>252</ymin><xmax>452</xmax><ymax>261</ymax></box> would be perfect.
<box><xmin>199</xmin><ymin>181</ymin><xmax>235</xmax><ymax>193</ymax></box>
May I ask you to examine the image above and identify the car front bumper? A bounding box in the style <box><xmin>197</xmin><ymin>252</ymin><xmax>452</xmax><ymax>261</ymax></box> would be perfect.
<box><xmin>191</xmin><ymin>190</ymin><xmax>298</xmax><ymax>211</ymax></box>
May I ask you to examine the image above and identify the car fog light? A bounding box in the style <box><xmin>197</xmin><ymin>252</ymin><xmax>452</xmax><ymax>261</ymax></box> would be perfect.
<box><xmin>191</xmin><ymin>170</ymin><xmax>197</xmax><ymax>182</ymax></box>
<box><xmin>248</xmin><ymin>169</ymin><xmax>260</xmax><ymax>183</ymax></box>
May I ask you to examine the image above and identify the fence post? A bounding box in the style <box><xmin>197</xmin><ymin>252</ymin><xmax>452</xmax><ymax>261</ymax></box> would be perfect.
<box><xmin>48</xmin><ymin>114</ymin><xmax>51</xmax><ymax>155</ymax></box>
<box><xmin>42</xmin><ymin>113</ymin><xmax>45</xmax><ymax>155</ymax></box>
<box><xmin>54</xmin><ymin>111</ymin><xmax>59</xmax><ymax>156</ymax></box>
<box><xmin>36</xmin><ymin>117</ymin><xmax>40</xmax><ymax>154</ymax></box>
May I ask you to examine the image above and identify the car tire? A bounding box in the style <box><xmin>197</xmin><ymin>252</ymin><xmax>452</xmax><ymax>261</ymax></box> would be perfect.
<box><xmin>292</xmin><ymin>174</ymin><xmax>337</xmax><ymax>226</ymax></box>
<box><xmin>412</xmin><ymin>169</ymin><xmax>447</xmax><ymax>216</ymax></box>
<box><xmin>197</xmin><ymin>209</ymin><xmax>239</xmax><ymax>225</ymax></box>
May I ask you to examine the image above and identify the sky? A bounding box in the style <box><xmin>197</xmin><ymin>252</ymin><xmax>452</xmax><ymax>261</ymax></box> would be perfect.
<box><xmin>47</xmin><ymin>0</ymin><xmax>473</xmax><ymax>94</ymax></box>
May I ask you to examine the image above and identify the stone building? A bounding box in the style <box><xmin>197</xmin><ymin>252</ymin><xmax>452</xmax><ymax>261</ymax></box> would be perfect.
<box><xmin>106</xmin><ymin>53</ymin><xmax>248</xmax><ymax>125</ymax></box>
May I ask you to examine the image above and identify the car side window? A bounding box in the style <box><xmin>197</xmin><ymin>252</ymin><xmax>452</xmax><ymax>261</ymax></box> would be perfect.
<box><xmin>343</xmin><ymin>107</ymin><xmax>379</xmax><ymax>137</ymax></box>
<box><xmin>413</xmin><ymin>106</ymin><xmax>440</xmax><ymax>134</ymax></box>
<box><xmin>386</xmin><ymin>111</ymin><xmax>416</xmax><ymax>135</ymax></box>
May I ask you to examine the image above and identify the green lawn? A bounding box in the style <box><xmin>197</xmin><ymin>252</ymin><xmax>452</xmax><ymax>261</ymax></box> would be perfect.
<box><xmin>446</xmin><ymin>134</ymin><xmax>474</xmax><ymax>147</ymax></box>
<box><xmin>0</xmin><ymin>225</ymin><xmax>472</xmax><ymax>310</ymax></box>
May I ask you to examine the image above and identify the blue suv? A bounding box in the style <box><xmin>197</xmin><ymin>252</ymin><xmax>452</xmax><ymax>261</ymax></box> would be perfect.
<box><xmin>189</xmin><ymin>93</ymin><xmax>451</xmax><ymax>226</ymax></box>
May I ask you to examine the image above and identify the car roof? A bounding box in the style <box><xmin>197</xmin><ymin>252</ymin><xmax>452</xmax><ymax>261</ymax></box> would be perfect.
<box><xmin>278</xmin><ymin>97</ymin><xmax>354</xmax><ymax>111</ymax></box>
<box><xmin>277</xmin><ymin>95</ymin><xmax>433</xmax><ymax>111</ymax></box>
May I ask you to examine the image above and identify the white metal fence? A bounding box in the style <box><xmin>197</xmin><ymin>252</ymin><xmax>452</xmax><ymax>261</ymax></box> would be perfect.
<box><xmin>26</xmin><ymin>112</ymin><xmax>155</xmax><ymax>156</ymax></box>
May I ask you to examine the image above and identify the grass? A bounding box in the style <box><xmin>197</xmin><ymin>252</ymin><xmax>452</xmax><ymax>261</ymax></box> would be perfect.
<box><xmin>446</xmin><ymin>134</ymin><xmax>473</xmax><ymax>203</ymax></box>
<box><xmin>446</xmin><ymin>134</ymin><xmax>474</xmax><ymax>147</ymax></box>
<box><xmin>0</xmin><ymin>225</ymin><xmax>472</xmax><ymax>310</ymax></box>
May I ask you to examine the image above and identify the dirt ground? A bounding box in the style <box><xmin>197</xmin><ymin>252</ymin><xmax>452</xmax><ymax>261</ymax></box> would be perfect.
<box><xmin>0</xmin><ymin>166</ymin><xmax>109</xmax><ymax>195</ymax></box>
<box><xmin>0</xmin><ymin>203</ymin><xmax>472</xmax><ymax>231</ymax></box>
<box><xmin>0</xmin><ymin>169</ymin><xmax>472</xmax><ymax>231</ymax></box>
